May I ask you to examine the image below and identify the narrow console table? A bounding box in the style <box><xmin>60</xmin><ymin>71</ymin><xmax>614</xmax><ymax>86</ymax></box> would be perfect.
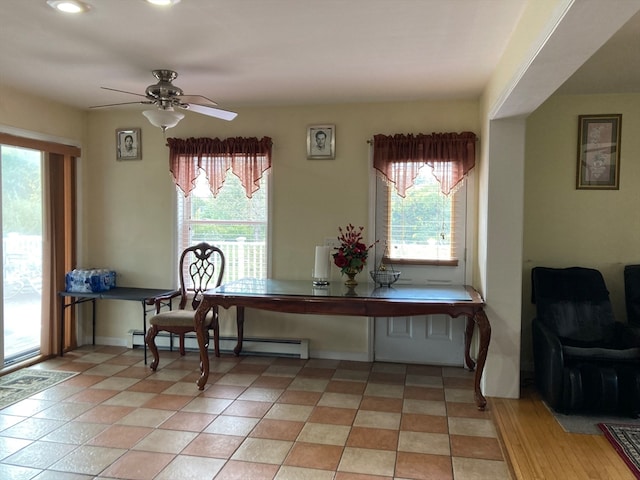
<box><xmin>194</xmin><ymin>279</ymin><xmax>491</xmax><ymax>410</ymax></box>
<box><xmin>58</xmin><ymin>287</ymin><xmax>178</xmax><ymax>363</ymax></box>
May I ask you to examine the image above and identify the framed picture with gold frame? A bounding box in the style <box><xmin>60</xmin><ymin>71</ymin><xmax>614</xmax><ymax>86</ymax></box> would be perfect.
<box><xmin>576</xmin><ymin>114</ymin><xmax>621</xmax><ymax>189</ymax></box>
<box><xmin>116</xmin><ymin>128</ymin><xmax>142</xmax><ymax>160</ymax></box>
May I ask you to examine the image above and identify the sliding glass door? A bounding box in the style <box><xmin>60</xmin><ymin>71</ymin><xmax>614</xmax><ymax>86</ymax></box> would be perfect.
<box><xmin>1</xmin><ymin>145</ymin><xmax>43</xmax><ymax>364</ymax></box>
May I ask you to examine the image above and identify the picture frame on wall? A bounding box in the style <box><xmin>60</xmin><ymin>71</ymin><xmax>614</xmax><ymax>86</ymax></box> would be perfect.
<box><xmin>576</xmin><ymin>114</ymin><xmax>621</xmax><ymax>190</ymax></box>
<box><xmin>307</xmin><ymin>124</ymin><xmax>335</xmax><ymax>159</ymax></box>
<box><xmin>116</xmin><ymin>128</ymin><xmax>142</xmax><ymax>160</ymax></box>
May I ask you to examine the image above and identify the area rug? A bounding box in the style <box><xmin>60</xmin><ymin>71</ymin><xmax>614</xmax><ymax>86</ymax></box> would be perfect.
<box><xmin>0</xmin><ymin>368</ymin><xmax>78</xmax><ymax>410</ymax></box>
<box><xmin>599</xmin><ymin>423</ymin><xmax>640</xmax><ymax>479</ymax></box>
<box><xmin>552</xmin><ymin>409</ymin><xmax>640</xmax><ymax>435</ymax></box>
<box><xmin>542</xmin><ymin>400</ymin><xmax>640</xmax><ymax>434</ymax></box>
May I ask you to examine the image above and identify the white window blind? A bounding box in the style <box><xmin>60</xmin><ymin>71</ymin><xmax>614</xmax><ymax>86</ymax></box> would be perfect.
<box><xmin>374</xmin><ymin>166</ymin><xmax>467</xmax><ymax>273</ymax></box>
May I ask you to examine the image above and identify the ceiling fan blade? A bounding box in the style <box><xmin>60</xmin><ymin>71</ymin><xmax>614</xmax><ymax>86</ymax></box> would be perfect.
<box><xmin>184</xmin><ymin>103</ymin><xmax>237</xmax><ymax>121</ymax></box>
<box><xmin>100</xmin><ymin>86</ymin><xmax>149</xmax><ymax>98</ymax></box>
<box><xmin>89</xmin><ymin>100</ymin><xmax>153</xmax><ymax>109</ymax></box>
<box><xmin>180</xmin><ymin>94</ymin><xmax>218</xmax><ymax>107</ymax></box>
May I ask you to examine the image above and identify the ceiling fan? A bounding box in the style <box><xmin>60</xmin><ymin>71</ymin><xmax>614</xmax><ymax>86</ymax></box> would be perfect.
<box><xmin>90</xmin><ymin>69</ymin><xmax>237</xmax><ymax>131</ymax></box>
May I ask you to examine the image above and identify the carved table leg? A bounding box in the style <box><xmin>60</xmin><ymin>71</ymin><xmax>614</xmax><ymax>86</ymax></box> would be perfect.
<box><xmin>464</xmin><ymin>317</ymin><xmax>476</xmax><ymax>371</ymax></box>
<box><xmin>195</xmin><ymin>298</ymin><xmax>214</xmax><ymax>390</ymax></box>
<box><xmin>234</xmin><ymin>306</ymin><xmax>245</xmax><ymax>356</ymax></box>
<box><xmin>145</xmin><ymin>325</ymin><xmax>160</xmax><ymax>371</ymax></box>
<box><xmin>212</xmin><ymin>306</ymin><xmax>220</xmax><ymax>358</ymax></box>
<box><xmin>473</xmin><ymin>308</ymin><xmax>491</xmax><ymax>410</ymax></box>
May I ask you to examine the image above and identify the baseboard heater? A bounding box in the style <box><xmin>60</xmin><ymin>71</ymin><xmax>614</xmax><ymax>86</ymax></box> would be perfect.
<box><xmin>129</xmin><ymin>330</ymin><xmax>309</xmax><ymax>359</ymax></box>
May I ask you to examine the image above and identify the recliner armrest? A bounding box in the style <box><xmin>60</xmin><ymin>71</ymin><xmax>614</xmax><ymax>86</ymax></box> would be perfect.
<box><xmin>613</xmin><ymin>321</ymin><xmax>640</xmax><ymax>347</ymax></box>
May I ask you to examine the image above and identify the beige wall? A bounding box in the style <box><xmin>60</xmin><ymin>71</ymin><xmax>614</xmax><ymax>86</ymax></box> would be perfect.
<box><xmin>0</xmin><ymin>85</ymin><xmax>87</xmax><ymax>144</ymax></box>
<box><xmin>522</xmin><ymin>93</ymin><xmax>640</xmax><ymax>370</ymax></box>
<box><xmin>84</xmin><ymin>100</ymin><xmax>480</xmax><ymax>358</ymax></box>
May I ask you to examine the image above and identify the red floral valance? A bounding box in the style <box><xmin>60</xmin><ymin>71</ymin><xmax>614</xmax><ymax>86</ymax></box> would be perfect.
<box><xmin>373</xmin><ymin>132</ymin><xmax>476</xmax><ymax>197</ymax></box>
<box><xmin>166</xmin><ymin>136</ymin><xmax>273</xmax><ymax>198</ymax></box>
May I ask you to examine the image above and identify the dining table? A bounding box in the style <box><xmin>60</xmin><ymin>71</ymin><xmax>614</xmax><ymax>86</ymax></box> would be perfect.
<box><xmin>193</xmin><ymin>278</ymin><xmax>490</xmax><ymax>410</ymax></box>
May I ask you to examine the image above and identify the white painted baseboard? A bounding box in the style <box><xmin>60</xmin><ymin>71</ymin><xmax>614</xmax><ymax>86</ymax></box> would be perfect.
<box><xmin>127</xmin><ymin>330</ymin><xmax>309</xmax><ymax>359</ymax></box>
<box><xmin>84</xmin><ymin>333</ymin><xmax>370</xmax><ymax>363</ymax></box>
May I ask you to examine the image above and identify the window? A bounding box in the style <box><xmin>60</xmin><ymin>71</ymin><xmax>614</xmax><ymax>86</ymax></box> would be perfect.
<box><xmin>0</xmin><ymin>132</ymin><xmax>78</xmax><ymax>360</ymax></box>
<box><xmin>382</xmin><ymin>167</ymin><xmax>462</xmax><ymax>264</ymax></box>
<box><xmin>375</xmin><ymin>169</ymin><xmax>468</xmax><ymax>282</ymax></box>
<box><xmin>371</xmin><ymin>132</ymin><xmax>475</xmax><ymax>284</ymax></box>
<box><xmin>177</xmin><ymin>170</ymin><xmax>269</xmax><ymax>282</ymax></box>
<box><xmin>2</xmin><ymin>145</ymin><xmax>43</xmax><ymax>363</ymax></box>
<box><xmin>168</xmin><ymin>136</ymin><xmax>272</xmax><ymax>284</ymax></box>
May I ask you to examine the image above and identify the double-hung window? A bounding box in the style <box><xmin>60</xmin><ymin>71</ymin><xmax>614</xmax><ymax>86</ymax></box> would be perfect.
<box><xmin>168</xmin><ymin>137</ymin><xmax>272</xmax><ymax>283</ymax></box>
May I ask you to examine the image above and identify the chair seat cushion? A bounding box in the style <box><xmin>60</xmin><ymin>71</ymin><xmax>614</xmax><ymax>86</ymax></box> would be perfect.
<box><xmin>563</xmin><ymin>342</ymin><xmax>640</xmax><ymax>362</ymax></box>
<box><xmin>560</xmin><ymin>321</ymin><xmax>640</xmax><ymax>361</ymax></box>
<box><xmin>149</xmin><ymin>309</ymin><xmax>213</xmax><ymax>328</ymax></box>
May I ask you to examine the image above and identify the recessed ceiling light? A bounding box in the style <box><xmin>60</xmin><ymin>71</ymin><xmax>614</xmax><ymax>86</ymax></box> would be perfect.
<box><xmin>46</xmin><ymin>0</ymin><xmax>91</xmax><ymax>14</ymax></box>
<box><xmin>146</xmin><ymin>0</ymin><xmax>181</xmax><ymax>6</ymax></box>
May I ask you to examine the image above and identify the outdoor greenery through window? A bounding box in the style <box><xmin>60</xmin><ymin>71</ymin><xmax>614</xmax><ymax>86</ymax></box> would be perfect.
<box><xmin>378</xmin><ymin>166</ymin><xmax>463</xmax><ymax>265</ymax></box>
<box><xmin>2</xmin><ymin>145</ymin><xmax>43</xmax><ymax>362</ymax></box>
<box><xmin>372</xmin><ymin>131</ymin><xmax>474</xmax><ymax>271</ymax></box>
<box><xmin>177</xmin><ymin>170</ymin><xmax>268</xmax><ymax>283</ymax></box>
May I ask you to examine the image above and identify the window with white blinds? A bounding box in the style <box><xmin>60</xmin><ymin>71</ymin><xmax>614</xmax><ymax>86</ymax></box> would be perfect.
<box><xmin>374</xmin><ymin>166</ymin><xmax>467</xmax><ymax>278</ymax></box>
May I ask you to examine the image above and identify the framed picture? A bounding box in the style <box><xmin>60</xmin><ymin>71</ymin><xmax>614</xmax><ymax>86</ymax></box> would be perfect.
<box><xmin>307</xmin><ymin>124</ymin><xmax>335</xmax><ymax>159</ymax></box>
<box><xmin>576</xmin><ymin>114</ymin><xmax>621</xmax><ymax>189</ymax></box>
<box><xmin>116</xmin><ymin>128</ymin><xmax>142</xmax><ymax>160</ymax></box>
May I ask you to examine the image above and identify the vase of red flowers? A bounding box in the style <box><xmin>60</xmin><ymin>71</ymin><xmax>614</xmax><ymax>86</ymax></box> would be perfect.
<box><xmin>332</xmin><ymin>224</ymin><xmax>376</xmax><ymax>286</ymax></box>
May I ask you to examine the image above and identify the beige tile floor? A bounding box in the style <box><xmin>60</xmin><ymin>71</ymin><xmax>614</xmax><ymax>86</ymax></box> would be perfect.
<box><xmin>0</xmin><ymin>346</ymin><xmax>511</xmax><ymax>480</ymax></box>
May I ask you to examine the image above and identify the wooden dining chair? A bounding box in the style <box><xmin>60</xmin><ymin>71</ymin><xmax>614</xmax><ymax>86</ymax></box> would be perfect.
<box><xmin>145</xmin><ymin>242</ymin><xmax>225</xmax><ymax>371</ymax></box>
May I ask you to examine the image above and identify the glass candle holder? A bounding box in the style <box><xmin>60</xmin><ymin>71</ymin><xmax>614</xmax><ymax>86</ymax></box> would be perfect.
<box><xmin>313</xmin><ymin>246</ymin><xmax>331</xmax><ymax>286</ymax></box>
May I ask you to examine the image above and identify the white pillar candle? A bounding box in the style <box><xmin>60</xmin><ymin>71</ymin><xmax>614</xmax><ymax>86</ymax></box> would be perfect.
<box><xmin>314</xmin><ymin>246</ymin><xmax>331</xmax><ymax>279</ymax></box>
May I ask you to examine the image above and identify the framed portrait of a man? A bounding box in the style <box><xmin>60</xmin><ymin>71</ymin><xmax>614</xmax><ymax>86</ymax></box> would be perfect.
<box><xmin>116</xmin><ymin>128</ymin><xmax>142</xmax><ymax>160</ymax></box>
<box><xmin>307</xmin><ymin>125</ymin><xmax>335</xmax><ymax>159</ymax></box>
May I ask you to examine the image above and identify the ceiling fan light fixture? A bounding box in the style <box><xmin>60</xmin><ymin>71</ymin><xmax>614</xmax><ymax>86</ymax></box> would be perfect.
<box><xmin>145</xmin><ymin>0</ymin><xmax>181</xmax><ymax>6</ymax></box>
<box><xmin>143</xmin><ymin>108</ymin><xmax>184</xmax><ymax>132</ymax></box>
<box><xmin>47</xmin><ymin>0</ymin><xmax>91</xmax><ymax>13</ymax></box>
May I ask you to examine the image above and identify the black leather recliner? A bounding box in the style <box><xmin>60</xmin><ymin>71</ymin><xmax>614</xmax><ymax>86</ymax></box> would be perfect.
<box><xmin>531</xmin><ymin>266</ymin><xmax>640</xmax><ymax>415</ymax></box>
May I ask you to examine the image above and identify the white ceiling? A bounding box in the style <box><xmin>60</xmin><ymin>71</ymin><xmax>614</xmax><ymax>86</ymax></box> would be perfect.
<box><xmin>0</xmin><ymin>0</ymin><xmax>638</xmax><ymax>116</ymax></box>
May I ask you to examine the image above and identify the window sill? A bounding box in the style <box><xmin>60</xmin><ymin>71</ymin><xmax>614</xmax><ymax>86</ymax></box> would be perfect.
<box><xmin>383</xmin><ymin>256</ymin><xmax>459</xmax><ymax>267</ymax></box>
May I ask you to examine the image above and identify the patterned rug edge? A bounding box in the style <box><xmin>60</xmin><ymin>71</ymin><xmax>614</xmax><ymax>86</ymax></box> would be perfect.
<box><xmin>598</xmin><ymin>423</ymin><xmax>640</xmax><ymax>479</ymax></box>
<box><xmin>0</xmin><ymin>368</ymin><xmax>79</xmax><ymax>411</ymax></box>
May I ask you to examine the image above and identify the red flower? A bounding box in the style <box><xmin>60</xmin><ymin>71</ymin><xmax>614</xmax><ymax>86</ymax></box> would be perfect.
<box><xmin>332</xmin><ymin>224</ymin><xmax>377</xmax><ymax>275</ymax></box>
<box><xmin>334</xmin><ymin>252</ymin><xmax>349</xmax><ymax>268</ymax></box>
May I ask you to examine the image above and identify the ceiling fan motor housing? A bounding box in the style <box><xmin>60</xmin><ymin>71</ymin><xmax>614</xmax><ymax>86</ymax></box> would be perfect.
<box><xmin>146</xmin><ymin>69</ymin><xmax>183</xmax><ymax>106</ymax></box>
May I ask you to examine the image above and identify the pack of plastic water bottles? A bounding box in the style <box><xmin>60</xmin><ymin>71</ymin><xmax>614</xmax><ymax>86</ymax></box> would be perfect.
<box><xmin>65</xmin><ymin>269</ymin><xmax>116</xmax><ymax>293</ymax></box>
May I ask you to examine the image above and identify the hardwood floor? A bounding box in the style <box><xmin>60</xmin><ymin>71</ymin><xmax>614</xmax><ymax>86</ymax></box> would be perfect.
<box><xmin>491</xmin><ymin>384</ymin><xmax>635</xmax><ymax>480</ymax></box>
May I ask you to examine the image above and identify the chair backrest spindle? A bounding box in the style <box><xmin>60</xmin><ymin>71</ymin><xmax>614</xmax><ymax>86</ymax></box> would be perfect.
<box><xmin>177</xmin><ymin>242</ymin><xmax>225</xmax><ymax>310</ymax></box>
